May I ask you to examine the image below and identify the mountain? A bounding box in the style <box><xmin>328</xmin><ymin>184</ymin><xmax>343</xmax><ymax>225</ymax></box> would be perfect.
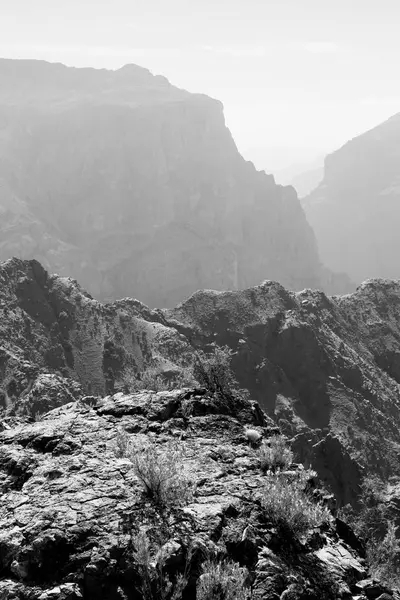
<box><xmin>1</xmin><ymin>257</ymin><xmax>397</xmax><ymax>599</ymax></box>
<box><xmin>302</xmin><ymin>113</ymin><xmax>400</xmax><ymax>283</ymax></box>
<box><xmin>272</xmin><ymin>154</ymin><xmax>325</xmax><ymax>198</ymax></box>
<box><xmin>2</xmin><ymin>257</ymin><xmax>400</xmax><ymax>510</ymax></box>
<box><xmin>290</xmin><ymin>165</ymin><xmax>324</xmax><ymax>198</ymax></box>
<box><xmin>0</xmin><ymin>58</ymin><xmax>352</xmax><ymax>306</ymax></box>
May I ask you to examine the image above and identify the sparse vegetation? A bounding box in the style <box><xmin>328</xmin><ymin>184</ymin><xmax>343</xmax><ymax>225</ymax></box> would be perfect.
<box><xmin>367</xmin><ymin>522</ymin><xmax>400</xmax><ymax>588</ymax></box>
<box><xmin>338</xmin><ymin>475</ymin><xmax>400</xmax><ymax>589</ymax></box>
<box><xmin>193</xmin><ymin>345</ymin><xmax>239</xmax><ymax>397</ymax></box>
<box><xmin>197</xmin><ymin>559</ymin><xmax>251</xmax><ymax>600</ymax></box>
<box><xmin>338</xmin><ymin>475</ymin><xmax>388</xmax><ymax>543</ymax></box>
<box><xmin>132</xmin><ymin>528</ymin><xmax>189</xmax><ymax>600</ymax></box>
<box><xmin>119</xmin><ymin>366</ymin><xmax>197</xmax><ymax>394</ymax></box>
<box><xmin>259</xmin><ymin>435</ymin><xmax>293</xmax><ymax>472</ymax></box>
<box><xmin>262</xmin><ymin>471</ymin><xmax>330</xmax><ymax>542</ymax></box>
<box><xmin>117</xmin><ymin>345</ymin><xmax>245</xmax><ymax>409</ymax></box>
<box><xmin>33</xmin><ymin>410</ymin><xmax>46</xmax><ymax>422</ymax></box>
<box><xmin>120</xmin><ymin>436</ymin><xmax>193</xmax><ymax>508</ymax></box>
<box><xmin>355</xmin><ymin>476</ymin><xmax>388</xmax><ymax>542</ymax></box>
<box><xmin>114</xmin><ymin>428</ymin><xmax>131</xmax><ymax>458</ymax></box>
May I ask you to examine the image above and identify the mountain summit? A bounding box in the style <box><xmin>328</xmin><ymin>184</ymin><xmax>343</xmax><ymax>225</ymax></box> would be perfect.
<box><xmin>0</xmin><ymin>58</ymin><xmax>351</xmax><ymax>306</ymax></box>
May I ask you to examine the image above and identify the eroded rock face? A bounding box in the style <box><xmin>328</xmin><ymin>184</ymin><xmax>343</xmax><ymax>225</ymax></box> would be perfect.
<box><xmin>2</xmin><ymin>258</ymin><xmax>400</xmax><ymax>507</ymax></box>
<box><xmin>0</xmin><ymin>58</ymin><xmax>351</xmax><ymax>307</ymax></box>
<box><xmin>0</xmin><ymin>258</ymin><xmax>194</xmax><ymax>402</ymax></box>
<box><xmin>164</xmin><ymin>280</ymin><xmax>400</xmax><ymax>500</ymax></box>
<box><xmin>302</xmin><ymin>113</ymin><xmax>400</xmax><ymax>284</ymax></box>
<box><xmin>0</xmin><ymin>389</ymin><xmax>370</xmax><ymax>599</ymax></box>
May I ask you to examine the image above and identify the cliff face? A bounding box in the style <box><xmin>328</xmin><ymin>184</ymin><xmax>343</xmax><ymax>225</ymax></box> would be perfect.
<box><xmin>0</xmin><ymin>59</ymin><xmax>350</xmax><ymax>306</ymax></box>
<box><xmin>1</xmin><ymin>258</ymin><xmax>400</xmax><ymax>510</ymax></box>
<box><xmin>302</xmin><ymin>113</ymin><xmax>400</xmax><ymax>284</ymax></box>
<box><xmin>2</xmin><ymin>259</ymin><xmax>400</xmax><ymax>598</ymax></box>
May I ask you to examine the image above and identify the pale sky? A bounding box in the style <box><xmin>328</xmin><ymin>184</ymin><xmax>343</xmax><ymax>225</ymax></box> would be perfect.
<box><xmin>1</xmin><ymin>0</ymin><xmax>400</xmax><ymax>170</ymax></box>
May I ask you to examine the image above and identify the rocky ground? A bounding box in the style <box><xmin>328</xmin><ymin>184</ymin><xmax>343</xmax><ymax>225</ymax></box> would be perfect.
<box><xmin>0</xmin><ymin>387</ymin><xmax>390</xmax><ymax>599</ymax></box>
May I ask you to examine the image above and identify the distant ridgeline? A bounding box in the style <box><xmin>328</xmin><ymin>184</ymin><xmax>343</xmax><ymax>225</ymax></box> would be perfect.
<box><xmin>302</xmin><ymin>112</ymin><xmax>400</xmax><ymax>284</ymax></box>
<box><xmin>0</xmin><ymin>58</ymin><xmax>352</xmax><ymax>307</ymax></box>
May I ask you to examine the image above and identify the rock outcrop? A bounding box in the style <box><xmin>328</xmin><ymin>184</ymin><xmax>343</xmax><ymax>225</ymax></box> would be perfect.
<box><xmin>1</xmin><ymin>258</ymin><xmax>400</xmax><ymax>509</ymax></box>
<box><xmin>0</xmin><ymin>58</ymin><xmax>351</xmax><ymax>306</ymax></box>
<box><xmin>0</xmin><ymin>388</ymin><xmax>377</xmax><ymax>599</ymax></box>
<box><xmin>302</xmin><ymin>113</ymin><xmax>400</xmax><ymax>284</ymax></box>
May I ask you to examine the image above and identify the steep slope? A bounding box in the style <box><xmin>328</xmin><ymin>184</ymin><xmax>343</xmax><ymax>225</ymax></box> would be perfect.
<box><xmin>0</xmin><ymin>58</ymin><xmax>350</xmax><ymax>306</ymax></box>
<box><xmin>302</xmin><ymin>113</ymin><xmax>400</xmax><ymax>283</ymax></box>
<box><xmin>0</xmin><ymin>258</ymin><xmax>194</xmax><ymax>406</ymax></box>
<box><xmin>1</xmin><ymin>258</ymin><xmax>400</xmax><ymax>509</ymax></box>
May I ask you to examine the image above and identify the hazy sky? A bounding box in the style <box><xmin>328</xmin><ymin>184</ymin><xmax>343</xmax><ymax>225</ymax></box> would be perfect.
<box><xmin>1</xmin><ymin>0</ymin><xmax>400</xmax><ymax>170</ymax></box>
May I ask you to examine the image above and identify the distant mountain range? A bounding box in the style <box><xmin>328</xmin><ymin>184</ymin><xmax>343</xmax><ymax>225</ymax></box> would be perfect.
<box><xmin>272</xmin><ymin>155</ymin><xmax>325</xmax><ymax>198</ymax></box>
<box><xmin>0</xmin><ymin>58</ymin><xmax>351</xmax><ymax>306</ymax></box>
<box><xmin>302</xmin><ymin>113</ymin><xmax>400</xmax><ymax>284</ymax></box>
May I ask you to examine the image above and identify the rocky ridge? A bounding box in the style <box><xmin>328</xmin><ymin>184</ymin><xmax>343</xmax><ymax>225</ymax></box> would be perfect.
<box><xmin>1</xmin><ymin>258</ymin><xmax>400</xmax><ymax>597</ymax></box>
<box><xmin>1</xmin><ymin>257</ymin><xmax>400</xmax><ymax>511</ymax></box>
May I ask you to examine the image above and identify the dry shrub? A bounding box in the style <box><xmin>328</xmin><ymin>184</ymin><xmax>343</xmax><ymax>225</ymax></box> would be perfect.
<box><xmin>132</xmin><ymin>529</ymin><xmax>188</xmax><ymax>600</ymax></box>
<box><xmin>114</xmin><ymin>428</ymin><xmax>130</xmax><ymax>458</ymax></box>
<box><xmin>367</xmin><ymin>522</ymin><xmax>400</xmax><ymax>589</ymax></box>
<box><xmin>338</xmin><ymin>476</ymin><xmax>400</xmax><ymax>589</ymax></box>
<box><xmin>259</xmin><ymin>436</ymin><xmax>293</xmax><ymax>472</ymax></box>
<box><xmin>197</xmin><ymin>559</ymin><xmax>251</xmax><ymax>600</ymax></box>
<box><xmin>193</xmin><ymin>346</ymin><xmax>239</xmax><ymax>397</ymax></box>
<box><xmin>262</xmin><ymin>471</ymin><xmax>330</xmax><ymax>541</ymax></box>
<box><xmin>128</xmin><ymin>439</ymin><xmax>193</xmax><ymax>508</ymax></box>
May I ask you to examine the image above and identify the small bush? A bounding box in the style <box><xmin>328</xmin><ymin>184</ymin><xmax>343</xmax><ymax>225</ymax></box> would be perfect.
<box><xmin>367</xmin><ymin>522</ymin><xmax>400</xmax><ymax>588</ymax></box>
<box><xmin>356</xmin><ymin>476</ymin><xmax>388</xmax><ymax>542</ymax></box>
<box><xmin>197</xmin><ymin>559</ymin><xmax>251</xmax><ymax>600</ymax></box>
<box><xmin>193</xmin><ymin>345</ymin><xmax>239</xmax><ymax>398</ymax></box>
<box><xmin>114</xmin><ymin>428</ymin><xmax>130</xmax><ymax>458</ymax></box>
<box><xmin>259</xmin><ymin>436</ymin><xmax>293</xmax><ymax>472</ymax></box>
<box><xmin>338</xmin><ymin>476</ymin><xmax>400</xmax><ymax>589</ymax></box>
<box><xmin>128</xmin><ymin>440</ymin><xmax>193</xmax><ymax>508</ymax></box>
<box><xmin>262</xmin><ymin>471</ymin><xmax>330</xmax><ymax>541</ymax></box>
<box><xmin>132</xmin><ymin>529</ymin><xmax>188</xmax><ymax>600</ymax></box>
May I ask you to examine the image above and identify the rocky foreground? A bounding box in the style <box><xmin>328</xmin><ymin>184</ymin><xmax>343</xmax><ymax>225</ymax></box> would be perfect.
<box><xmin>0</xmin><ymin>387</ymin><xmax>391</xmax><ymax>600</ymax></box>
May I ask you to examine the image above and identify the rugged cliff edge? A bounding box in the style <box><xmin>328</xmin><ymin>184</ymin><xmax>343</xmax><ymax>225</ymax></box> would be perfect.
<box><xmin>1</xmin><ymin>258</ymin><xmax>400</xmax><ymax>597</ymax></box>
<box><xmin>0</xmin><ymin>58</ymin><xmax>351</xmax><ymax>306</ymax></box>
<box><xmin>302</xmin><ymin>112</ymin><xmax>400</xmax><ymax>284</ymax></box>
<box><xmin>1</xmin><ymin>257</ymin><xmax>400</xmax><ymax>510</ymax></box>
